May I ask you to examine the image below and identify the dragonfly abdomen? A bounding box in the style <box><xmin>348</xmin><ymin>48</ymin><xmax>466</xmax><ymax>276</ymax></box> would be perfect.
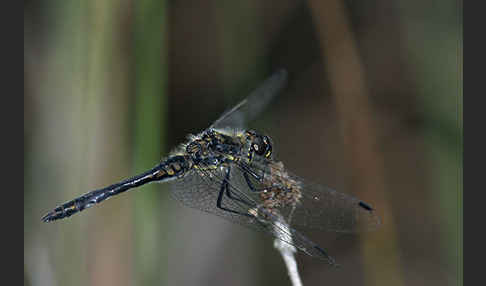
<box><xmin>42</xmin><ymin>156</ymin><xmax>191</xmax><ymax>222</ymax></box>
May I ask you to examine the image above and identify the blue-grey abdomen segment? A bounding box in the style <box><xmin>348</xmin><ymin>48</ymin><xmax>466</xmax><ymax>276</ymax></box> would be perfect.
<box><xmin>41</xmin><ymin>156</ymin><xmax>190</xmax><ymax>222</ymax></box>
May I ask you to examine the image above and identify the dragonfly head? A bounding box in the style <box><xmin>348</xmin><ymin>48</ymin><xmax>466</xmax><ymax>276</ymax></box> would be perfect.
<box><xmin>245</xmin><ymin>130</ymin><xmax>273</xmax><ymax>161</ymax></box>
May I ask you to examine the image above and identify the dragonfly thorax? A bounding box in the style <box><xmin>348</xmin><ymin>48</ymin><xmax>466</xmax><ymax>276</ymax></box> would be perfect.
<box><xmin>183</xmin><ymin>129</ymin><xmax>273</xmax><ymax>166</ymax></box>
<box><xmin>185</xmin><ymin>130</ymin><xmax>243</xmax><ymax>165</ymax></box>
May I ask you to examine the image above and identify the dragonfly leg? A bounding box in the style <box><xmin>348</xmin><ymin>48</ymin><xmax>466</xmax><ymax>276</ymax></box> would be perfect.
<box><xmin>223</xmin><ymin>168</ymin><xmax>254</xmax><ymax>204</ymax></box>
<box><xmin>238</xmin><ymin>161</ymin><xmax>269</xmax><ymax>187</ymax></box>
<box><xmin>243</xmin><ymin>171</ymin><xmax>261</xmax><ymax>192</ymax></box>
<box><xmin>216</xmin><ymin>167</ymin><xmax>253</xmax><ymax>217</ymax></box>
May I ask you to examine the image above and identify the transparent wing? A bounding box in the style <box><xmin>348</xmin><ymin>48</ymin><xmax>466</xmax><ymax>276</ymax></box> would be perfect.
<box><xmin>232</xmin><ymin>158</ymin><xmax>381</xmax><ymax>233</ymax></box>
<box><xmin>210</xmin><ymin>69</ymin><xmax>288</xmax><ymax>129</ymax></box>
<box><xmin>169</xmin><ymin>162</ymin><xmax>337</xmax><ymax>264</ymax></box>
<box><xmin>169</xmin><ymin>166</ymin><xmax>255</xmax><ymax>226</ymax></box>
<box><xmin>291</xmin><ymin>183</ymin><xmax>381</xmax><ymax>233</ymax></box>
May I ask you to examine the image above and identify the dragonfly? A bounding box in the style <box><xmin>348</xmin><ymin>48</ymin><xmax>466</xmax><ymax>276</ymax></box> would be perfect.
<box><xmin>42</xmin><ymin>69</ymin><xmax>380</xmax><ymax>265</ymax></box>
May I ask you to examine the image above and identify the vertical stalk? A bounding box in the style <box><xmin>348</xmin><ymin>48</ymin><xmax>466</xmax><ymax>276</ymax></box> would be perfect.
<box><xmin>133</xmin><ymin>0</ymin><xmax>168</xmax><ymax>284</ymax></box>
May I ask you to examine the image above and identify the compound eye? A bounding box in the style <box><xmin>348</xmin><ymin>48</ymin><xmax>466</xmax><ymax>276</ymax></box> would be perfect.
<box><xmin>252</xmin><ymin>137</ymin><xmax>266</xmax><ymax>156</ymax></box>
<box><xmin>253</xmin><ymin>135</ymin><xmax>273</xmax><ymax>158</ymax></box>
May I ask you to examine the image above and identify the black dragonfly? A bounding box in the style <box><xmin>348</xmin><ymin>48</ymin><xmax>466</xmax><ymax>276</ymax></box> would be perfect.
<box><xmin>42</xmin><ymin>70</ymin><xmax>380</xmax><ymax>265</ymax></box>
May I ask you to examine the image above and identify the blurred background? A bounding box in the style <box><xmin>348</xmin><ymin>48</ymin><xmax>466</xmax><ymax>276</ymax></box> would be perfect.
<box><xmin>24</xmin><ymin>0</ymin><xmax>462</xmax><ymax>285</ymax></box>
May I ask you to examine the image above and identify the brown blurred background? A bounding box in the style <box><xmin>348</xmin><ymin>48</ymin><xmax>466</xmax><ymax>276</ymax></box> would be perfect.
<box><xmin>24</xmin><ymin>0</ymin><xmax>462</xmax><ymax>285</ymax></box>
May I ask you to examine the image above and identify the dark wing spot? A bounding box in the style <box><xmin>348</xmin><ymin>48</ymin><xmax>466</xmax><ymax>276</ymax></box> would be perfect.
<box><xmin>359</xmin><ymin>201</ymin><xmax>374</xmax><ymax>211</ymax></box>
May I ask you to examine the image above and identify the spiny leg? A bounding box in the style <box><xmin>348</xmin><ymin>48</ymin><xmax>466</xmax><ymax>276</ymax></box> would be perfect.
<box><xmin>241</xmin><ymin>163</ymin><xmax>272</xmax><ymax>193</ymax></box>
<box><xmin>222</xmin><ymin>168</ymin><xmax>254</xmax><ymax>205</ymax></box>
<box><xmin>243</xmin><ymin>171</ymin><xmax>261</xmax><ymax>193</ymax></box>
<box><xmin>216</xmin><ymin>167</ymin><xmax>252</xmax><ymax>217</ymax></box>
<box><xmin>217</xmin><ymin>167</ymin><xmax>280</xmax><ymax>234</ymax></box>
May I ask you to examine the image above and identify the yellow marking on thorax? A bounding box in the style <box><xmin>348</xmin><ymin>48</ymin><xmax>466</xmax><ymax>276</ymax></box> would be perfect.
<box><xmin>155</xmin><ymin>170</ymin><xmax>166</xmax><ymax>178</ymax></box>
<box><xmin>167</xmin><ymin>168</ymin><xmax>175</xmax><ymax>176</ymax></box>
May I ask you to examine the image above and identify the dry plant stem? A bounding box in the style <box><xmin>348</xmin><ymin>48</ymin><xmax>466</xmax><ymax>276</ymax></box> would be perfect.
<box><xmin>274</xmin><ymin>221</ymin><xmax>303</xmax><ymax>286</ymax></box>
<box><xmin>308</xmin><ymin>0</ymin><xmax>403</xmax><ymax>284</ymax></box>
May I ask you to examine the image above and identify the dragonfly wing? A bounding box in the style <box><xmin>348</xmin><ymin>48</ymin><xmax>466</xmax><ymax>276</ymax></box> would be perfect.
<box><xmin>169</xmin><ymin>165</ymin><xmax>262</xmax><ymax>228</ymax></box>
<box><xmin>210</xmin><ymin>69</ymin><xmax>288</xmax><ymax>129</ymax></box>
<box><xmin>289</xmin><ymin>182</ymin><xmax>381</xmax><ymax>233</ymax></box>
<box><xmin>169</xmin><ymin>163</ymin><xmax>337</xmax><ymax>264</ymax></box>
<box><xmin>233</xmin><ymin>158</ymin><xmax>381</xmax><ymax>233</ymax></box>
